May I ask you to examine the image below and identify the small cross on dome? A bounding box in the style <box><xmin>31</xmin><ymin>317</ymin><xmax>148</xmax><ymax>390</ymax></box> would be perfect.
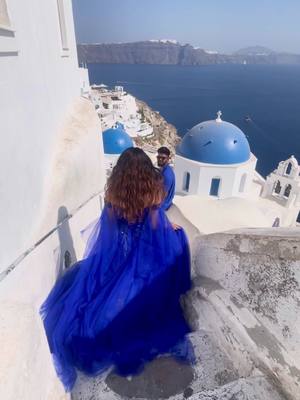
<box><xmin>216</xmin><ymin>111</ymin><xmax>222</xmax><ymax>122</ymax></box>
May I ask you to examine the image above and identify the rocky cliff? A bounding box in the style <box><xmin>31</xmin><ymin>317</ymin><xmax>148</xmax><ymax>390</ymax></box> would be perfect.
<box><xmin>78</xmin><ymin>42</ymin><xmax>216</xmax><ymax>65</ymax></box>
<box><xmin>134</xmin><ymin>99</ymin><xmax>180</xmax><ymax>155</ymax></box>
<box><xmin>77</xmin><ymin>41</ymin><xmax>300</xmax><ymax>65</ymax></box>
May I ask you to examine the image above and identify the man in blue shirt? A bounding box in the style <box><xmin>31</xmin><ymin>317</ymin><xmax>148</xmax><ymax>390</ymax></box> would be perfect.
<box><xmin>157</xmin><ymin>147</ymin><xmax>175</xmax><ymax>211</ymax></box>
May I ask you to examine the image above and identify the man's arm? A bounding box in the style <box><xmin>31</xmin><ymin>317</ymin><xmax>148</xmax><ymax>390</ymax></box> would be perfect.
<box><xmin>161</xmin><ymin>167</ymin><xmax>175</xmax><ymax>211</ymax></box>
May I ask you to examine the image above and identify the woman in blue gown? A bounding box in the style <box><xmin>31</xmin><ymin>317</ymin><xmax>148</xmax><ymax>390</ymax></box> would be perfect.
<box><xmin>40</xmin><ymin>147</ymin><xmax>193</xmax><ymax>391</ymax></box>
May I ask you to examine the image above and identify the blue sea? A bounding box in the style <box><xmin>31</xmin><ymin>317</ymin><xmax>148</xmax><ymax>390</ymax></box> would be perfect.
<box><xmin>88</xmin><ymin>64</ymin><xmax>300</xmax><ymax>177</ymax></box>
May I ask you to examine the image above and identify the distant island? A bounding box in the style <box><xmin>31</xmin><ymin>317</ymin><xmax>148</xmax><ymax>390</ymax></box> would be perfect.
<box><xmin>77</xmin><ymin>40</ymin><xmax>300</xmax><ymax>65</ymax></box>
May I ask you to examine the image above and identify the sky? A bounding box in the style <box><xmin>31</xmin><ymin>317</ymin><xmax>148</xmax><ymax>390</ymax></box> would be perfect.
<box><xmin>72</xmin><ymin>0</ymin><xmax>300</xmax><ymax>54</ymax></box>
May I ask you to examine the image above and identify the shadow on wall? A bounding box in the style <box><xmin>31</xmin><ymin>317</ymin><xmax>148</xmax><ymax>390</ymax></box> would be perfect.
<box><xmin>55</xmin><ymin>206</ymin><xmax>77</xmax><ymax>277</ymax></box>
<box><xmin>272</xmin><ymin>217</ymin><xmax>280</xmax><ymax>227</ymax></box>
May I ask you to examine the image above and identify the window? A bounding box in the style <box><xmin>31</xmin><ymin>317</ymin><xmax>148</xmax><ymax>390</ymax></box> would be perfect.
<box><xmin>285</xmin><ymin>162</ymin><xmax>292</xmax><ymax>175</ymax></box>
<box><xmin>57</xmin><ymin>0</ymin><xmax>69</xmax><ymax>53</ymax></box>
<box><xmin>283</xmin><ymin>184</ymin><xmax>292</xmax><ymax>198</ymax></box>
<box><xmin>183</xmin><ymin>172</ymin><xmax>190</xmax><ymax>192</ymax></box>
<box><xmin>273</xmin><ymin>180</ymin><xmax>281</xmax><ymax>195</ymax></box>
<box><xmin>209</xmin><ymin>178</ymin><xmax>221</xmax><ymax>197</ymax></box>
<box><xmin>239</xmin><ymin>173</ymin><xmax>247</xmax><ymax>193</ymax></box>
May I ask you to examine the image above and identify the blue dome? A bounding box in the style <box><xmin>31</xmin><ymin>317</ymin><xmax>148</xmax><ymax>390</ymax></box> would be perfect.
<box><xmin>177</xmin><ymin>117</ymin><xmax>250</xmax><ymax>164</ymax></box>
<box><xmin>102</xmin><ymin>126</ymin><xmax>134</xmax><ymax>155</ymax></box>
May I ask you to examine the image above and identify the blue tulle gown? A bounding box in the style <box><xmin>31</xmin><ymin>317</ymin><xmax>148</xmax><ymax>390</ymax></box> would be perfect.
<box><xmin>40</xmin><ymin>205</ymin><xmax>193</xmax><ymax>391</ymax></box>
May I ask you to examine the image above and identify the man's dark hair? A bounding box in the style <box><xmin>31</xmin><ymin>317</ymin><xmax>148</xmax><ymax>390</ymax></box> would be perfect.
<box><xmin>157</xmin><ymin>147</ymin><xmax>171</xmax><ymax>157</ymax></box>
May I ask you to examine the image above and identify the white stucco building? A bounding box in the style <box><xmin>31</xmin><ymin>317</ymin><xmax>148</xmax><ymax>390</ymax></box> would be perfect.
<box><xmin>91</xmin><ymin>86</ymin><xmax>136</xmax><ymax>131</ymax></box>
<box><xmin>173</xmin><ymin>112</ymin><xmax>300</xmax><ymax>230</ymax></box>
<box><xmin>175</xmin><ymin>112</ymin><xmax>257</xmax><ymax>199</ymax></box>
<box><xmin>91</xmin><ymin>85</ymin><xmax>153</xmax><ymax>138</ymax></box>
<box><xmin>0</xmin><ymin>1</ymin><xmax>105</xmax><ymax>399</ymax></box>
<box><xmin>261</xmin><ymin>156</ymin><xmax>300</xmax><ymax>225</ymax></box>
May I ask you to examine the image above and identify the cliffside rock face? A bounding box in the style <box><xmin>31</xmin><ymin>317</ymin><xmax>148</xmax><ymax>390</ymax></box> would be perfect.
<box><xmin>77</xmin><ymin>42</ymin><xmax>230</xmax><ymax>65</ymax></box>
<box><xmin>77</xmin><ymin>41</ymin><xmax>300</xmax><ymax>65</ymax></box>
<box><xmin>78</xmin><ymin>42</ymin><xmax>182</xmax><ymax>65</ymax></box>
<box><xmin>134</xmin><ymin>99</ymin><xmax>181</xmax><ymax>155</ymax></box>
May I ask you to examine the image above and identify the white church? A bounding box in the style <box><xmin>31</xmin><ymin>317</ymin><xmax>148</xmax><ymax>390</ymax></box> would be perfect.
<box><xmin>173</xmin><ymin>112</ymin><xmax>300</xmax><ymax>230</ymax></box>
<box><xmin>173</xmin><ymin>111</ymin><xmax>300</xmax><ymax>229</ymax></box>
<box><xmin>174</xmin><ymin>111</ymin><xmax>256</xmax><ymax>198</ymax></box>
<box><xmin>101</xmin><ymin>111</ymin><xmax>300</xmax><ymax>229</ymax></box>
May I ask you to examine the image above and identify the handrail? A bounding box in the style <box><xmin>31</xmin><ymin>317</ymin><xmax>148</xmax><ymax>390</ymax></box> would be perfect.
<box><xmin>0</xmin><ymin>190</ymin><xmax>104</xmax><ymax>283</ymax></box>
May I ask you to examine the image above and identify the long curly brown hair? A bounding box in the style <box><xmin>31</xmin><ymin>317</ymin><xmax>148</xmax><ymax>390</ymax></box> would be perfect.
<box><xmin>105</xmin><ymin>147</ymin><xmax>165</xmax><ymax>222</ymax></box>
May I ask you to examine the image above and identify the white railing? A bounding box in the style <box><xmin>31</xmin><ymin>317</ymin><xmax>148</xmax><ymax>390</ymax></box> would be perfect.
<box><xmin>0</xmin><ymin>190</ymin><xmax>105</xmax><ymax>283</ymax></box>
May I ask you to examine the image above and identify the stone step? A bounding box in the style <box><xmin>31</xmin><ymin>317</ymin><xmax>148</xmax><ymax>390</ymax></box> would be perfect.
<box><xmin>72</xmin><ymin>370</ymin><xmax>285</xmax><ymax>400</ymax></box>
<box><xmin>72</xmin><ymin>330</ymin><xmax>240</xmax><ymax>400</ymax></box>
<box><xmin>190</xmin><ymin>376</ymin><xmax>285</xmax><ymax>400</ymax></box>
<box><xmin>71</xmin><ymin>298</ymin><xmax>287</xmax><ymax>400</ymax></box>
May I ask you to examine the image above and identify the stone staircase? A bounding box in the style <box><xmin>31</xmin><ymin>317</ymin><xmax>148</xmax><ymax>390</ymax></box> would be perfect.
<box><xmin>71</xmin><ymin>325</ymin><xmax>285</xmax><ymax>400</ymax></box>
<box><xmin>71</xmin><ymin>225</ymin><xmax>300</xmax><ymax>400</ymax></box>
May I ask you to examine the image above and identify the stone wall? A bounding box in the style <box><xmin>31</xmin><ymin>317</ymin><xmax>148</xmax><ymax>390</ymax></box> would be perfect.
<box><xmin>190</xmin><ymin>228</ymin><xmax>300</xmax><ymax>399</ymax></box>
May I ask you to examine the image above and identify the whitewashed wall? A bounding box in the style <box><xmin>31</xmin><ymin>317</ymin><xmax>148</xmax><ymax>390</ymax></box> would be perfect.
<box><xmin>79</xmin><ymin>67</ymin><xmax>91</xmax><ymax>97</ymax></box>
<box><xmin>261</xmin><ymin>157</ymin><xmax>300</xmax><ymax>226</ymax></box>
<box><xmin>175</xmin><ymin>156</ymin><xmax>201</xmax><ymax>195</ymax></box>
<box><xmin>0</xmin><ymin>195</ymin><xmax>103</xmax><ymax>400</ymax></box>
<box><xmin>0</xmin><ymin>0</ymin><xmax>98</xmax><ymax>271</ymax></box>
<box><xmin>0</xmin><ymin>97</ymin><xmax>105</xmax><ymax>399</ymax></box>
<box><xmin>104</xmin><ymin>153</ymin><xmax>120</xmax><ymax>171</ymax></box>
<box><xmin>0</xmin><ymin>1</ymin><xmax>106</xmax><ymax>398</ymax></box>
<box><xmin>175</xmin><ymin>154</ymin><xmax>257</xmax><ymax>199</ymax></box>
